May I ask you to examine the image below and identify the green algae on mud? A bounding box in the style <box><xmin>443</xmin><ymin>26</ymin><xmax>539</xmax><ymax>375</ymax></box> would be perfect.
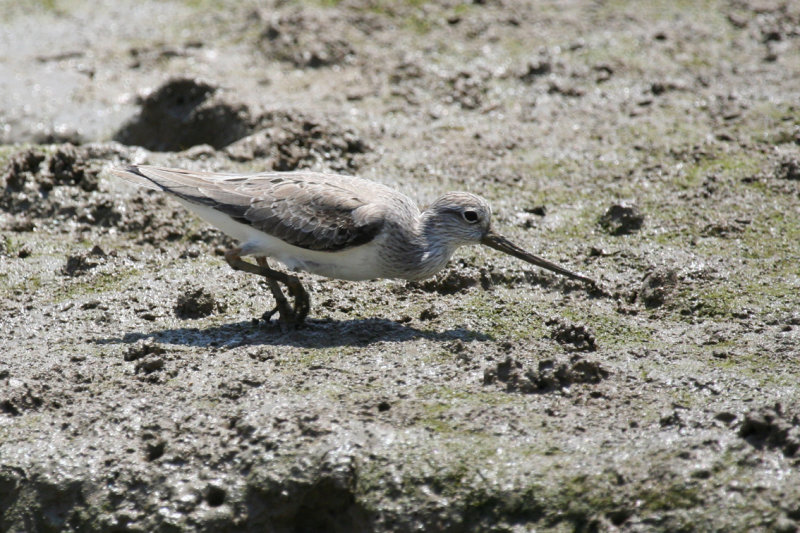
<box><xmin>2</xmin><ymin>0</ymin><xmax>800</xmax><ymax>531</ymax></box>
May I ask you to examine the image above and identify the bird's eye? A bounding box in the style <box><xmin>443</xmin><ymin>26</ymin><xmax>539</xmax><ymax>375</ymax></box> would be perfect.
<box><xmin>462</xmin><ymin>210</ymin><xmax>480</xmax><ymax>224</ymax></box>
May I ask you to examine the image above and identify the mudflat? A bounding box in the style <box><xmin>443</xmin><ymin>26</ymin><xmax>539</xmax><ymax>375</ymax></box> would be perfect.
<box><xmin>1</xmin><ymin>1</ymin><xmax>799</xmax><ymax>531</ymax></box>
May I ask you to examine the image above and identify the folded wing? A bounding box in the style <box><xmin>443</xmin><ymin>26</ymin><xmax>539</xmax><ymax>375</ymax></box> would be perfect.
<box><xmin>112</xmin><ymin>165</ymin><xmax>387</xmax><ymax>252</ymax></box>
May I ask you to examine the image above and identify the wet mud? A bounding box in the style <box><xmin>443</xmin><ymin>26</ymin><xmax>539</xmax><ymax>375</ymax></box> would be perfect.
<box><xmin>1</xmin><ymin>1</ymin><xmax>799</xmax><ymax>531</ymax></box>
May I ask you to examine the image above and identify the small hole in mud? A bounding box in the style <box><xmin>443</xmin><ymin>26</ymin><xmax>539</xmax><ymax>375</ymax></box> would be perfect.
<box><xmin>608</xmin><ymin>509</ymin><xmax>632</xmax><ymax>526</ymax></box>
<box><xmin>145</xmin><ymin>441</ymin><xmax>165</xmax><ymax>461</ymax></box>
<box><xmin>205</xmin><ymin>486</ymin><xmax>226</xmax><ymax>507</ymax></box>
<box><xmin>378</xmin><ymin>401</ymin><xmax>391</xmax><ymax>412</ymax></box>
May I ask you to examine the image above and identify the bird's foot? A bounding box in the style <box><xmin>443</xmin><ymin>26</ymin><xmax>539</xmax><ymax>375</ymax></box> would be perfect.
<box><xmin>226</xmin><ymin>251</ymin><xmax>311</xmax><ymax>331</ymax></box>
<box><xmin>285</xmin><ymin>277</ymin><xmax>311</xmax><ymax>324</ymax></box>
<box><xmin>261</xmin><ymin>299</ymin><xmax>305</xmax><ymax>332</ymax></box>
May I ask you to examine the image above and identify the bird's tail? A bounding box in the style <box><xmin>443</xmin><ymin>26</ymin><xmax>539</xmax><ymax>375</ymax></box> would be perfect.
<box><xmin>110</xmin><ymin>165</ymin><xmax>168</xmax><ymax>191</ymax></box>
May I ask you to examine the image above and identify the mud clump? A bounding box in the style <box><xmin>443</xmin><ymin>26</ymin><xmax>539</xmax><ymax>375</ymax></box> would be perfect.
<box><xmin>388</xmin><ymin>60</ymin><xmax>494</xmax><ymax>112</ymax></box>
<box><xmin>124</xmin><ymin>341</ymin><xmax>168</xmax><ymax>376</ymax></box>
<box><xmin>0</xmin><ymin>145</ymin><xmax>119</xmax><ymax>231</ymax></box>
<box><xmin>519</xmin><ymin>58</ymin><xmax>553</xmax><ymax>82</ymax></box>
<box><xmin>258</xmin><ymin>10</ymin><xmax>355</xmax><ymax>68</ymax></box>
<box><xmin>60</xmin><ymin>246</ymin><xmax>106</xmax><ymax>277</ymax></box>
<box><xmin>739</xmin><ymin>403</ymin><xmax>800</xmax><ymax>458</ymax></box>
<box><xmin>0</xmin><ymin>379</ymin><xmax>44</xmax><ymax>417</ymax></box>
<box><xmin>61</xmin><ymin>254</ymin><xmax>98</xmax><ymax>276</ymax></box>
<box><xmin>409</xmin><ymin>263</ymin><xmax>491</xmax><ymax>294</ymax></box>
<box><xmin>446</xmin><ymin>69</ymin><xmax>490</xmax><ymax>110</ymax></box>
<box><xmin>639</xmin><ymin>267</ymin><xmax>678</xmax><ymax>308</ymax></box>
<box><xmin>484</xmin><ymin>355</ymin><xmax>609</xmax><ymax>393</ymax></box>
<box><xmin>1</xmin><ymin>144</ymin><xmax>98</xmax><ymax>194</ymax></box>
<box><xmin>775</xmin><ymin>157</ymin><xmax>800</xmax><ymax>181</ymax></box>
<box><xmin>135</xmin><ymin>357</ymin><xmax>165</xmax><ymax>375</ymax></box>
<box><xmin>124</xmin><ymin>340</ymin><xmax>167</xmax><ymax>362</ymax></box>
<box><xmin>748</xmin><ymin>2</ymin><xmax>800</xmax><ymax>60</ymax></box>
<box><xmin>114</xmin><ymin>78</ymin><xmax>254</xmax><ymax>151</ymax></box>
<box><xmin>418</xmin><ymin>307</ymin><xmax>439</xmax><ymax>321</ymax></box>
<box><xmin>245</xmin><ymin>451</ymin><xmax>369</xmax><ymax>533</ymax></box>
<box><xmin>0</xmin><ymin>143</ymin><xmax>229</xmax><ymax>242</ymax></box>
<box><xmin>548</xmin><ymin>320</ymin><xmax>598</xmax><ymax>352</ymax></box>
<box><xmin>0</xmin><ymin>370</ymin><xmax>50</xmax><ymax>416</ymax></box>
<box><xmin>701</xmin><ymin>218</ymin><xmax>750</xmax><ymax>238</ymax></box>
<box><xmin>547</xmin><ymin>78</ymin><xmax>586</xmax><ymax>98</ymax></box>
<box><xmin>412</xmin><ymin>269</ymin><xmax>478</xmax><ymax>295</ymax></box>
<box><xmin>598</xmin><ymin>203</ymin><xmax>644</xmax><ymax>235</ymax></box>
<box><xmin>225</xmin><ymin>109</ymin><xmax>369</xmax><ymax>172</ymax></box>
<box><xmin>2</xmin><ymin>149</ymin><xmax>45</xmax><ymax>191</ymax></box>
<box><xmin>2</xmin><ymin>145</ymin><xmax>95</xmax><ymax>203</ymax></box>
<box><xmin>175</xmin><ymin>286</ymin><xmax>225</xmax><ymax>319</ymax></box>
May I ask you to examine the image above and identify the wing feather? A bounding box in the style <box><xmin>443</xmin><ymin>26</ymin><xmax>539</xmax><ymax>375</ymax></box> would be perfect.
<box><xmin>111</xmin><ymin>165</ymin><xmax>389</xmax><ymax>251</ymax></box>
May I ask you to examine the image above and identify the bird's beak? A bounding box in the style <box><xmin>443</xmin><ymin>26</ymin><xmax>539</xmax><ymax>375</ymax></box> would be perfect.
<box><xmin>481</xmin><ymin>230</ymin><xmax>596</xmax><ymax>285</ymax></box>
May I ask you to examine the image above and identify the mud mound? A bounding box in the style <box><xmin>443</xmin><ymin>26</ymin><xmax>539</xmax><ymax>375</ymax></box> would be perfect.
<box><xmin>174</xmin><ymin>286</ymin><xmax>226</xmax><ymax>319</ymax></box>
<box><xmin>388</xmin><ymin>59</ymin><xmax>494</xmax><ymax>111</ymax></box>
<box><xmin>0</xmin><ymin>379</ymin><xmax>44</xmax><ymax>417</ymax></box>
<box><xmin>3</xmin><ymin>1</ymin><xmax>800</xmax><ymax>531</ymax></box>
<box><xmin>245</xmin><ymin>462</ymin><xmax>369</xmax><ymax>532</ymax></box>
<box><xmin>257</xmin><ymin>10</ymin><xmax>356</xmax><ymax>68</ymax></box>
<box><xmin>61</xmin><ymin>246</ymin><xmax>107</xmax><ymax>277</ymax></box>
<box><xmin>775</xmin><ymin>156</ymin><xmax>800</xmax><ymax>181</ymax></box>
<box><xmin>113</xmin><ymin>78</ymin><xmax>254</xmax><ymax>151</ymax></box>
<box><xmin>123</xmin><ymin>340</ymin><xmax>167</xmax><ymax>362</ymax></box>
<box><xmin>639</xmin><ymin>267</ymin><xmax>679</xmax><ymax>308</ymax></box>
<box><xmin>409</xmin><ymin>263</ymin><xmax>489</xmax><ymax>294</ymax></box>
<box><xmin>226</xmin><ymin>109</ymin><xmax>369</xmax><ymax>171</ymax></box>
<box><xmin>483</xmin><ymin>354</ymin><xmax>609</xmax><ymax>394</ymax></box>
<box><xmin>739</xmin><ymin>404</ymin><xmax>800</xmax><ymax>458</ymax></box>
<box><xmin>445</xmin><ymin>69</ymin><xmax>491</xmax><ymax>110</ymax></box>
<box><xmin>1</xmin><ymin>145</ymin><xmax>97</xmax><ymax>197</ymax></box>
<box><xmin>548</xmin><ymin>320</ymin><xmax>598</xmax><ymax>352</ymax></box>
<box><xmin>0</xmin><ymin>145</ymin><xmax>109</xmax><ymax>231</ymax></box>
<box><xmin>0</xmin><ymin>144</ymin><xmax>231</xmax><ymax>248</ymax></box>
<box><xmin>598</xmin><ymin>203</ymin><xmax>644</xmax><ymax>235</ymax></box>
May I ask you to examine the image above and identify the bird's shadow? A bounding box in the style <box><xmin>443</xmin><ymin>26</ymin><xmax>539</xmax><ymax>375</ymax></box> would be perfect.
<box><xmin>95</xmin><ymin>317</ymin><xmax>491</xmax><ymax>349</ymax></box>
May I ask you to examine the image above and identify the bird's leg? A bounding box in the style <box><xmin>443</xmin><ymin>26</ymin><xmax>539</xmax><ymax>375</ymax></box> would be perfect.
<box><xmin>252</xmin><ymin>256</ymin><xmax>296</xmax><ymax>329</ymax></box>
<box><xmin>253</xmin><ymin>257</ymin><xmax>310</xmax><ymax>325</ymax></box>
<box><xmin>224</xmin><ymin>249</ymin><xmax>296</xmax><ymax>331</ymax></box>
<box><xmin>281</xmin><ymin>270</ymin><xmax>310</xmax><ymax>324</ymax></box>
<box><xmin>224</xmin><ymin>249</ymin><xmax>293</xmax><ymax>327</ymax></box>
<box><xmin>224</xmin><ymin>248</ymin><xmax>309</xmax><ymax>330</ymax></box>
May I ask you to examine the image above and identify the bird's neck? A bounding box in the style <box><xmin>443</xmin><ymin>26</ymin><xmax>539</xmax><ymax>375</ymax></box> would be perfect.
<box><xmin>404</xmin><ymin>211</ymin><xmax>459</xmax><ymax>280</ymax></box>
<box><xmin>376</xmin><ymin>210</ymin><xmax>459</xmax><ymax>281</ymax></box>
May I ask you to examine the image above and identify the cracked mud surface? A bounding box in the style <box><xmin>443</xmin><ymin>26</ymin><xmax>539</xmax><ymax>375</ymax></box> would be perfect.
<box><xmin>1</xmin><ymin>1</ymin><xmax>799</xmax><ymax>531</ymax></box>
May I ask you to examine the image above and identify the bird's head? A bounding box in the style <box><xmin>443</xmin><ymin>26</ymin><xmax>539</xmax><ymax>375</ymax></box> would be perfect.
<box><xmin>425</xmin><ymin>192</ymin><xmax>493</xmax><ymax>246</ymax></box>
<box><xmin>424</xmin><ymin>191</ymin><xmax>596</xmax><ymax>285</ymax></box>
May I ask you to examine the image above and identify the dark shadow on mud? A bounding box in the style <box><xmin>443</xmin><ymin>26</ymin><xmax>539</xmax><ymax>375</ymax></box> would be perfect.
<box><xmin>95</xmin><ymin>318</ymin><xmax>491</xmax><ymax>349</ymax></box>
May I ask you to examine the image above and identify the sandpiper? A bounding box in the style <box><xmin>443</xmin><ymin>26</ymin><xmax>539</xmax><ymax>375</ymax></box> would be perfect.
<box><xmin>111</xmin><ymin>165</ymin><xmax>595</xmax><ymax>330</ymax></box>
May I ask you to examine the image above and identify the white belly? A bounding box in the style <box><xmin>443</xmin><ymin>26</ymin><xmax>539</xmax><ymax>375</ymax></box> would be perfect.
<box><xmin>178</xmin><ymin>200</ymin><xmax>386</xmax><ymax>281</ymax></box>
